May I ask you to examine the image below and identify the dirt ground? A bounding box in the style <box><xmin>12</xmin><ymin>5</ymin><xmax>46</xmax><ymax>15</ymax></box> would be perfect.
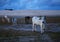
<box><xmin>0</xmin><ymin>23</ymin><xmax>60</xmax><ymax>42</ymax></box>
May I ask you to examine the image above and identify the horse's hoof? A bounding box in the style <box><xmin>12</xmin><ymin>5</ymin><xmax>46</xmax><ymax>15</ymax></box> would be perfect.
<box><xmin>41</xmin><ymin>32</ymin><xmax>45</xmax><ymax>34</ymax></box>
<box><xmin>41</xmin><ymin>33</ymin><xmax>44</xmax><ymax>35</ymax></box>
<box><xmin>32</xmin><ymin>30</ymin><xmax>36</xmax><ymax>32</ymax></box>
<box><xmin>34</xmin><ymin>30</ymin><xmax>36</xmax><ymax>32</ymax></box>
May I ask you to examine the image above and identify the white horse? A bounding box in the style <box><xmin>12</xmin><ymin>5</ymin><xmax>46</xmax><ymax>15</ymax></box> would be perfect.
<box><xmin>4</xmin><ymin>16</ymin><xmax>17</xmax><ymax>25</ymax></box>
<box><xmin>4</xmin><ymin>16</ymin><xmax>10</xmax><ymax>23</ymax></box>
<box><xmin>32</xmin><ymin>16</ymin><xmax>46</xmax><ymax>33</ymax></box>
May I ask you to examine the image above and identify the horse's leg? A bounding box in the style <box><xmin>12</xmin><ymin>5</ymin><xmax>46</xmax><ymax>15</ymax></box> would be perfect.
<box><xmin>43</xmin><ymin>22</ymin><xmax>47</xmax><ymax>32</ymax></box>
<box><xmin>12</xmin><ymin>18</ymin><xmax>17</xmax><ymax>25</ymax></box>
<box><xmin>40</xmin><ymin>24</ymin><xmax>42</xmax><ymax>33</ymax></box>
<box><xmin>42</xmin><ymin>23</ymin><xmax>45</xmax><ymax>30</ymax></box>
<box><xmin>42</xmin><ymin>23</ymin><xmax>45</xmax><ymax>33</ymax></box>
<box><xmin>44</xmin><ymin>22</ymin><xmax>47</xmax><ymax>31</ymax></box>
<box><xmin>7</xmin><ymin>18</ymin><xmax>10</xmax><ymax>23</ymax></box>
<box><xmin>32</xmin><ymin>23</ymin><xmax>35</xmax><ymax>31</ymax></box>
<box><xmin>35</xmin><ymin>24</ymin><xmax>36</xmax><ymax>31</ymax></box>
<box><xmin>40</xmin><ymin>23</ymin><xmax>44</xmax><ymax>33</ymax></box>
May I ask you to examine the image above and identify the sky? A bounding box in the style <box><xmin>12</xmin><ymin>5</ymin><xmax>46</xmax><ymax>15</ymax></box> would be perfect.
<box><xmin>0</xmin><ymin>0</ymin><xmax>60</xmax><ymax>10</ymax></box>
